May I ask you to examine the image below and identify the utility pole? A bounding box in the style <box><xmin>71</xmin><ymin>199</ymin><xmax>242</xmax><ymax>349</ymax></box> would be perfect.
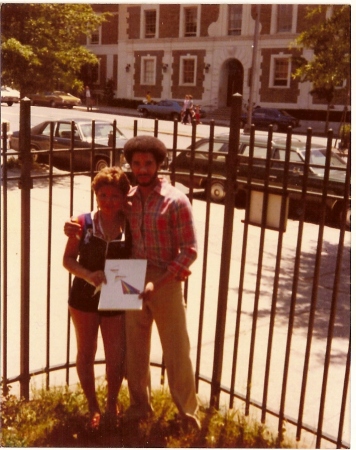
<box><xmin>245</xmin><ymin>4</ymin><xmax>261</xmax><ymax>133</ymax></box>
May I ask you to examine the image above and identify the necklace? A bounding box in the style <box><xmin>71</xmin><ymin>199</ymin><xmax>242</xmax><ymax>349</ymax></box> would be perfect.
<box><xmin>98</xmin><ymin>211</ymin><xmax>123</xmax><ymax>241</ymax></box>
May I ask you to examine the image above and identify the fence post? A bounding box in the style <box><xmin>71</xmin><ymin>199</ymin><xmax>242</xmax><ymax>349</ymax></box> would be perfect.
<box><xmin>19</xmin><ymin>98</ymin><xmax>32</xmax><ymax>400</ymax></box>
<box><xmin>210</xmin><ymin>93</ymin><xmax>242</xmax><ymax>409</ymax></box>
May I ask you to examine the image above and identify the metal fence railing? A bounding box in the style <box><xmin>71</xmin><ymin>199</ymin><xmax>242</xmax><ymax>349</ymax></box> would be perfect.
<box><xmin>1</xmin><ymin>96</ymin><xmax>350</xmax><ymax>448</ymax></box>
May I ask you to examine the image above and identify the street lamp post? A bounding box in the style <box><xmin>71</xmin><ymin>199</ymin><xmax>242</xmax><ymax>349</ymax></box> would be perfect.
<box><xmin>245</xmin><ymin>4</ymin><xmax>261</xmax><ymax>133</ymax></box>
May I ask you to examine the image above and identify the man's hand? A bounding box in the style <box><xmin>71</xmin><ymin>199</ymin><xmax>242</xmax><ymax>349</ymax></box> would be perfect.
<box><xmin>139</xmin><ymin>281</ymin><xmax>154</xmax><ymax>302</ymax></box>
<box><xmin>64</xmin><ymin>217</ymin><xmax>82</xmax><ymax>240</ymax></box>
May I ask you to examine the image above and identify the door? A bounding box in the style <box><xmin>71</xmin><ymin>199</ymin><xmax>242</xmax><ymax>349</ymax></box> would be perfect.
<box><xmin>226</xmin><ymin>60</ymin><xmax>244</xmax><ymax>106</ymax></box>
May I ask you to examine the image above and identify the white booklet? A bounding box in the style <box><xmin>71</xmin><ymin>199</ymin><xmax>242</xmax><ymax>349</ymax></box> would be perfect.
<box><xmin>98</xmin><ymin>259</ymin><xmax>147</xmax><ymax>310</ymax></box>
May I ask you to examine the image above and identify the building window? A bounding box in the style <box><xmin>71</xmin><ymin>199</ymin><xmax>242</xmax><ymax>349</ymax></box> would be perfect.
<box><xmin>141</xmin><ymin>57</ymin><xmax>156</xmax><ymax>85</ymax></box>
<box><xmin>180</xmin><ymin>57</ymin><xmax>196</xmax><ymax>85</ymax></box>
<box><xmin>89</xmin><ymin>27</ymin><xmax>100</xmax><ymax>45</ymax></box>
<box><xmin>145</xmin><ymin>10</ymin><xmax>156</xmax><ymax>38</ymax></box>
<box><xmin>228</xmin><ymin>5</ymin><xmax>242</xmax><ymax>36</ymax></box>
<box><xmin>271</xmin><ymin>57</ymin><xmax>290</xmax><ymax>87</ymax></box>
<box><xmin>277</xmin><ymin>4</ymin><xmax>293</xmax><ymax>32</ymax></box>
<box><xmin>184</xmin><ymin>7</ymin><xmax>197</xmax><ymax>37</ymax></box>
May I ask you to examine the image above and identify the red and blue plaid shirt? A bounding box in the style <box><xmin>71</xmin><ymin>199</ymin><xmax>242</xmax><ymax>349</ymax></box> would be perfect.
<box><xmin>126</xmin><ymin>178</ymin><xmax>197</xmax><ymax>279</ymax></box>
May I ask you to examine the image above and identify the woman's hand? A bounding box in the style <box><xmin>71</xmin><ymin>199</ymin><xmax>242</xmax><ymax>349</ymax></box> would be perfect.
<box><xmin>85</xmin><ymin>270</ymin><xmax>107</xmax><ymax>288</ymax></box>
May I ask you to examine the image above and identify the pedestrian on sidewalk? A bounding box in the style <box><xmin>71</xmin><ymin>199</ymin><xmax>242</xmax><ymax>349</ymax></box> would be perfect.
<box><xmin>182</xmin><ymin>94</ymin><xmax>194</xmax><ymax>124</ymax></box>
<box><xmin>194</xmin><ymin>105</ymin><xmax>202</xmax><ymax>124</ymax></box>
<box><xmin>85</xmin><ymin>85</ymin><xmax>93</xmax><ymax>111</ymax></box>
<box><xmin>63</xmin><ymin>166</ymin><xmax>132</xmax><ymax>432</ymax></box>
<box><xmin>144</xmin><ymin>91</ymin><xmax>152</xmax><ymax>104</ymax></box>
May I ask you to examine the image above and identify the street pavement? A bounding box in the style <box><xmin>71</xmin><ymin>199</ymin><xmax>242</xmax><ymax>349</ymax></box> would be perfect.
<box><xmin>76</xmin><ymin>103</ymin><xmax>344</xmax><ymax>143</ymax></box>
<box><xmin>1</xmin><ymin>108</ymin><xmax>351</xmax><ymax>448</ymax></box>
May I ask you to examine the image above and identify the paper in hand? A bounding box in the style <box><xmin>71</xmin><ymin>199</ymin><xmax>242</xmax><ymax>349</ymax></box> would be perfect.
<box><xmin>98</xmin><ymin>259</ymin><xmax>147</xmax><ymax>310</ymax></box>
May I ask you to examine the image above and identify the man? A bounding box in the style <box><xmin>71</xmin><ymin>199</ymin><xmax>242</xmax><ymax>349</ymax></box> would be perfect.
<box><xmin>65</xmin><ymin>136</ymin><xmax>200</xmax><ymax>430</ymax></box>
<box><xmin>85</xmin><ymin>86</ymin><xmax>92</xmax><ymax>111</ymax></box>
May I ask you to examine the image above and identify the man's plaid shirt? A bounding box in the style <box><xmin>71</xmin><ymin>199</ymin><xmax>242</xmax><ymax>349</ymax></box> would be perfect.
<box><xmin>126</xmin><ymin>178</ymin><xmax>197</xmax><ymax>280</ymax></box>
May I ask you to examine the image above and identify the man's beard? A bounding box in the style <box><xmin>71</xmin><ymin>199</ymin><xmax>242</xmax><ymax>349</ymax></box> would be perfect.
<box><xmin>135</xmin><ymin>170</ymin><xmax>158</xmax><ymax>187</ymax></box>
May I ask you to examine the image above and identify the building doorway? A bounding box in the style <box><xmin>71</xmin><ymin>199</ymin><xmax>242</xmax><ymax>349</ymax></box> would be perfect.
<box><xmin>226</xmin><ymin>59</ymin><xmax>244</xmax><ymax>106</ymax></box>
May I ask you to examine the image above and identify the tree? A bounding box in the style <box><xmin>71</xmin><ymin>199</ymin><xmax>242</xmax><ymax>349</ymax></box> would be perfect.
<box><xmin>292</xmin><ymin>5</ymin><xmax>351</xmax><ymax>133</ymax></box>
<box><xmin>1</xmin><ymin>4</ymin><xmax>110</xmax><ymax>96</ymax></box>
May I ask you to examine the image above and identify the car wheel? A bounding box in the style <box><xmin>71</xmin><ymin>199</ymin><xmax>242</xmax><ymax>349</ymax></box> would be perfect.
<box><xmin>7</xmin><ymin>102</ymin><xmax>13</xmax><ymax>106</ymax></box>
<box><xmin>332</xmin><ymin>201</ymin><xmax>350</xmax><ymax>230</ymax></box>
<box><xmin>142</xmin><ymin>109</ymin><xmax>149</xmax><ymax>118</ymax></box>
<box><xmin>272</xmin><ymin>123</ymin><xmax>279</xmax><ymax>132</ymax></box>
<box><xmin>50</xmin><ymin>101</ymin><xmax>56</xmax><ymax>108</ymax></box>
<box><xmin>95</xmin><ymin>158</ymin><xmax>109</xmax><ymax>172</ymax></box>
<box><xmin>335</xmin><ymin>202</ymin><xmax>351</xmax><ymax>230</ymax></box>
<box><xmin>209</xmin><ymin>181</ymin><xmax>226</xmax><ymax>202</ymax></box>
<box><xmin>345</xmin><ymin>204</ymin><xmax>351</xmax><ymax>230</ymax></box>
<box><xmin>171</xmin><ymin>112</ymin><xmax>180</xmax><ymax>121</ymax></box>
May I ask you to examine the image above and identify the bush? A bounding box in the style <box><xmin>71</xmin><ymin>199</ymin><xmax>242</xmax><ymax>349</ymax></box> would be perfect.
<box><xmin>338</xmin><ymin>123</ymin><xmax>351</xmax><ymax>151</ymax></box>
<box><xmin>0</xmin><ymin>381</ymin><xmax>297</xmax><ymax>448</ymax></box>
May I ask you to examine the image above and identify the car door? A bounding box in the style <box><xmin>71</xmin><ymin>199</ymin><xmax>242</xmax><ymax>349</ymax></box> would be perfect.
<box><xmin>54</xmin><ymin>122</ymin><xmax>84</xmax><ymax>169</ymax></box>
<box><xmin>173</xmin><ymin>140</ymin><xmax>228</xmax><ymax>188</ymax></box>
<box><xmin>237</xmin><ymin>143</ymin><xmax>270</xmax><ymax>187</ymax></box>
<box><xmin>251</xmin><ymin>109</ymin><xmax>267</xmax><ymax>127</ymax></box>
<box><xmin>154</xmin><ymin>101</ymin><xmax>167</xmax><ymax>117</ymax></box>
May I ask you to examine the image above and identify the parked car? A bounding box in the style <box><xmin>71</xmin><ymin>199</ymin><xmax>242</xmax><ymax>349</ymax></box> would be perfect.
<box><xmin>29</xmin><ymin>91</ymin><xmax>81</xmax><ymax>108</ymax></box>
<box><xmin>137</xmin><ymin>99</ymin><xmax>206</xmax><ymax>121</ymax></box>
<box><xmin>9</xmin><ymin>118</ymin><xmax>128</xmax><ymax>171</ymax></box>
<box><xmin>1</xmin><ymin>86</ymin><xmax>20</xmax><ymax>106</ymax></box>
<box><xmin>170</xmin><ymin>133</ymin><xmax>350</xmax><ymax>228</ymax></box>
<box><xmin>240</xmin><ymin>108</ymin><xmax>300</xmax><ymax>131</ymax></box>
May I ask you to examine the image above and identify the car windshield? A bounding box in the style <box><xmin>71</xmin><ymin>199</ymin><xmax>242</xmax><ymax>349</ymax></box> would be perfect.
<box><xmin>300</xmin><ymin>149</ymin><xmax>346</xmax><ymax>176</ymax></box>
<box><xmin>279</xmin><ymin>110</ymin><xmax>294</xmax><ymax>117</ymax></box>
<box><xmin>80</xmin><ymin>123</ymin><xmax>124</xmax><ymax>140</ymax></box>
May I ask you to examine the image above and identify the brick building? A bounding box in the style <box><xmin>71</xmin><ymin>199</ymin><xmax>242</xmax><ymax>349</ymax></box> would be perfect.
<box><xmin>83</xmin><ymin>4</ymin><xmax>350</xmax><ymax>115</ymax></box>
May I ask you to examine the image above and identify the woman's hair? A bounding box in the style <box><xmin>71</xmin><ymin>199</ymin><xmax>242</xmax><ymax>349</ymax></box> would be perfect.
<box><xmin>91</xmin><ymin>166</ymin><xmax>130</xmax><ymax>195</ymax></box>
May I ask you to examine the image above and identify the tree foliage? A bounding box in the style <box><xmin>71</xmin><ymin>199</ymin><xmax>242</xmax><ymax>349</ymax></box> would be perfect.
<box><xmin>292</xmin><ymin>5</ymin><xmax>351</xmax><ymax>94</ymax></box>
<box><xmin>1</xmin><ymin>4</ymin><xmax>110</xmax><ymax>95</ymax></box>
<box><xmin>292</xmin><ymin>5</ymin><xmax>350</xmax><ymax>132</ymax></box>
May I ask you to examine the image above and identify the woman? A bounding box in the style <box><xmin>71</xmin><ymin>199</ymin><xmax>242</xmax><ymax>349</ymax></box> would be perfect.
<box><xmin>63</xmin><ymin>167</ymin><xmax>131</xmax><ymax>431</ymax></box>
<box><xmin>182</xmin><ymin>94</ymin><xmax>194</xmax><ymax>124</ymax></box>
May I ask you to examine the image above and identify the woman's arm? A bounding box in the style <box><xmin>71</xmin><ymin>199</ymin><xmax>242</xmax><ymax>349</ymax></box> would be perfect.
<box><xmin>63</xmin><ymin>235</ymin><xmax>106</xmax><ymax>288</ymax></box>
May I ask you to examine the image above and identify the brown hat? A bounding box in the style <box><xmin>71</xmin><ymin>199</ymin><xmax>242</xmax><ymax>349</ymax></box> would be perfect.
<box><xmin>123</xmin><ymin>135</ymin><xmax>167</xmax><ymax>165</ymax></box>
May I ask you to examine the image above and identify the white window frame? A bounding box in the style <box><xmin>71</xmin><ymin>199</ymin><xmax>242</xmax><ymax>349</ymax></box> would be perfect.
<box><xmin>141</xmin><ymin>5</ymin><xmax>159</xmax><ymax>39</ymax></box>
<box><xmin>228</xmin><ymin>4</ymin><xmax>243</xmax><ymax>36</ymax></box>
<box><xmin>179</xmin><ymin>55</ymin><xmax>197</xmax><ymax>86</ymax></box>
<box><xmin>179</xmin><ymin>5</ymin><xmax>201</xmax><ymax>38</ymax></box>
<box><xmin>88</xmin><ymin>26</ymin><xmax>101</xmax><ymax>45</ymax></box>
<box><xmin>270</xmin><ymin>4</ymin><xmax>298</xmax><ymax>34</ymax></box>
<box><xmin>269</xmin><ymin>55</ymin><xmax>292</xmax><ymax>88</ymax></box>
<box><xmin>140</xmin><ymin>56</ymin><xmax>157</xmax><ymax>86</ymax></box>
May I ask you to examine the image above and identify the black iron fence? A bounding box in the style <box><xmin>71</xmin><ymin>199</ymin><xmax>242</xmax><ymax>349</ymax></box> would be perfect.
<box><xmin>1</xmin><ymin>96</ymin><xmax>350</xmax><ymax>448</ymax></box>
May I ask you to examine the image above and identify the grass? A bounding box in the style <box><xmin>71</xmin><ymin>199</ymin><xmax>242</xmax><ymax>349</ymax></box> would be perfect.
<box><xmin>0</xmin><ymin>380</ymin><xmax>297</xmax><ymax>448</ymax></box>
